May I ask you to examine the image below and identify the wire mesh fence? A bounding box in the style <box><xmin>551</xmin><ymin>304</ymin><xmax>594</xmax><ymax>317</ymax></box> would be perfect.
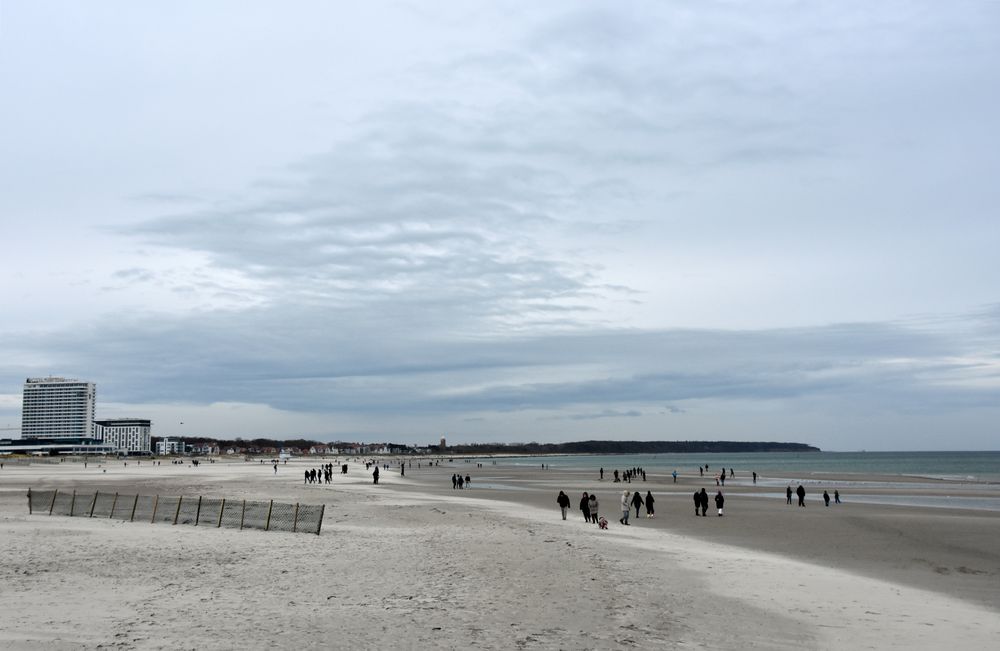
<box><xmin>25</xmin><ymin>488</ymin><xmax>324</xmax><ymax>535</ymax></box>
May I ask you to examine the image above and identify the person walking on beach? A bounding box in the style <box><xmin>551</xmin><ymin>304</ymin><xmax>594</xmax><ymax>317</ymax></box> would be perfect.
<box><xmin>452</xmin><ymin>474</ymin><xmax>457</xmax><ymax>489</ymax></box>
<box><xmin>786</xmin><ymin>485</ymin><xmax>793</xmax><ymax>505</ymax></box>
<box><xmin>699</xmin><ymin>488</ymin><xmax>709</xmax><ymax>516</ymax></box>
<box><xmin>672</xmin><ymin>470</ymin><xmax>677</xmax><ymax>483</ymax></box>
<box><xmin>796</xmin><ymin>484</ymin><xmax>806</xmax><ymax>507</ymax></box>
<box><xmin>693</xmin><ymin>490</ymin><xmax>700</xmax><ymax>516</ymax></box>
<box><xmin>630</xmin><ymin>490</ymin><xmax>644</xmax><ymax>519</ymax></box>
<box><xmin>823</xmin><ymin>490</ymin><xmax>830</xmax><ymax>507</ymax></box>
<box><xmin>588</xmin><ymin>493</ymin><xmax>598</xmax><ymax>524</ymax></box>
<box><xmin>834</xmin><ymin>490</ymin><xmax>841</xmax><ymax>504</ymax></box>
<box><xmin>465</xmin><ymin>474</ymin><xmax>471</xmax><ymax>488</ymax></box>
<box><xmin>620</xmin><ymin>490</ymin><xmax>631</xmax><ymax>525</ymax></box>
<box><xmin>373</xmin><ymin>466</ymin><xmax>380</xmax><ymax>484</ymax></box>
<box><xmin>600</xmin><ymin>467</ymin><xmax>604</xmax><ymax>480</ymax></box>
<box><xmin>645</xmin><ymin>491</ymin><xmax>655</xmax><ymax>518</ymax></box>
<box><xmin>580</xmin><ymin>492</ymin><xmax>591</xmax><ymax>522</ymax></box>
<box><xmin>752</xmin><ymin>471</ymin><xmax>757</xmax><ymax>484</ymax></box>
<box><xmin>458</xmin><ymin>474</ymin><xmax>465</xmax><ymax>489</ymax></box>
<box><xmin>715</xmin><ymin>491</ymin><xmax>725</xmax><ymax>516</ymax></box>
<box><xmin>557</xmin><ymin>491</ymin><xmax>571</xmax><ymax>520</ymax></box>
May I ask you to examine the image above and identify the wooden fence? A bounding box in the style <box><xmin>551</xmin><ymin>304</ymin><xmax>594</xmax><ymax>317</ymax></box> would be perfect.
<box><xmin>27</xmin><ymin>488</ymin><xmax>324</xmax><ymax>535</ymax></box>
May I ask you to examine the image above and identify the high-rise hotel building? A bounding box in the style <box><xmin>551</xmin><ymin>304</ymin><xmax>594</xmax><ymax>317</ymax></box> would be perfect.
<box><xmin>21</xmin><ymin>377</ymin><xmax>96</xmax><ymax>440</ymax></box>
<box><xmin>94</xmin><ymin>419</ymin><xmax>152</xmax><ymax>454</ymax></box>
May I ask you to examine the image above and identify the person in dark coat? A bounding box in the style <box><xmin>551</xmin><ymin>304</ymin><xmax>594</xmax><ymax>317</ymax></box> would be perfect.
<box><xmin>786</xmin><ymin>485</ymin><xmax>793</xmax><ymax>505</ymax></box>
<box><xmin>557</xmin><ymin>491</ymin><xmax>571</xmax><ymax>520</ymax></box>
<box><xmin>693</xmin><ymin>490</ymin><xmax>700</xmax><ymax>515</ymax></box>
<box><xmin>373</xmin><ymin>466</ymin><xmax>379</xmax><ymax>484</ymax></box>
<box><xmin>645</xmin><ymin>491</ymin><xmax>655</xmax><ymax>518</ymax></box>
<box><xmin>630</xmin><ymin>490</ymin><xmax>644</xmax><ymax>518</ymax></box>
<box><xmin>452</xmin><ymin>474</ymin><xmax>457</xmax><ymax>489</ymax></box>
<box><xmin>796</xmin><ymin>484</ymin><xmax>806</xmax><ymax>507</ymax></box>
<box><xmin>834</xmin><ymin>490</ymin><xmax>841</xmax><ymax>504</ymax></box>
<box><xmin>823</xmin><ymin>490</ymin><xmax>830</xmax><ymax>507</ymax></box>
<box><xmin>580</xmin><ymin>492</ymin><xmax>591</xmax><ymax>523</ymax></box>
<box><xmin>699</xmin><ymin>488</ymin><xmax>709</xmax><ymax>516</ymax></box>
<box><xmin>715</xmin><ymin>491</ymin><xmax>725</xmax><ymax>516</ymax></box>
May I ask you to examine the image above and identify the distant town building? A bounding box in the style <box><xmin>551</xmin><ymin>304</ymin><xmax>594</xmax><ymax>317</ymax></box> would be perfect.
<box><xmin>440</xmin><ymin>436</ymin><xmax>446</xmax><ymax>449</ymax></box>
<box><xmin>21</xmin><ymin>377</ymin><xmax>96</xmax><ymax>440</ymax></box>
<box><xmin>156</xmin><ymin>436</ymin><xmax>185</xmax><ymax>455</ymax></box>
<box><xmin>94</xmin><ymin>419</ymin><xmax>151</xmax><ymax>455</ymax></box>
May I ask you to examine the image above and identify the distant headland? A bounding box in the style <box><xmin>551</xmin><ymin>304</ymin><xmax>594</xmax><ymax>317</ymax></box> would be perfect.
<box><xmin>441</xmin><ymin>440</ymin><xmax>821</xmax><ymax>455</ymax></box>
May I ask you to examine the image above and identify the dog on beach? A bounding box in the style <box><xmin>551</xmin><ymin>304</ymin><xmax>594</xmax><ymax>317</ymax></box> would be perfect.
<box><xmin>598</xmin><ymin>517</ymin><xmax>608</xmax><ymax>529</ymax></box>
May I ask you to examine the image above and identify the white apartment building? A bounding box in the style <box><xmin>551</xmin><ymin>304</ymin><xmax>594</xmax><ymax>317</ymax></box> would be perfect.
<box><xmin>94</xmin><ymin>419</ymin><xmax>152</xmax><ymax>455</ymax></box>
<box><xmin>156</xmin><ymin>437</ymin><xmax>186</xmax><ymax>455</ymax></box>
<box><xmin>21</xmin><ymin>377</ymin><xmax>96</xmax><ymax>440</ymax></box>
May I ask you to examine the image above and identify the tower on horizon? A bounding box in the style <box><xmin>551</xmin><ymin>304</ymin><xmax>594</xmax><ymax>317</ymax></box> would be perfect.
<box><xmin>21</xmin><ymin>377</ymin><xmax>96</xmax><ymax>440</ymax></box>
<box><xmin>440</xmin><ymin>436</ymin><xmax>446</xmax><ymax>449</ymax></box>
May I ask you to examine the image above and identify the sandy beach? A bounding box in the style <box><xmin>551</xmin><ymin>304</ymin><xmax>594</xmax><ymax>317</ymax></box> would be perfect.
<box><xmin>1</xmin><ymin>457</ymin><xmax>997</xmax><ymax>650</ymax></box>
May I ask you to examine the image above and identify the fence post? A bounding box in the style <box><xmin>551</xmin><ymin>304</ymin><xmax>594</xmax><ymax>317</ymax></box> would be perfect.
<box><xmin>217</xmin><ymin>498</ymin><xmax>225</xmax><ymax>527</ymax></box>
<box><xmin>265</xmin><ymin>500</ymin><xmax>274</xmax><ymax>531</ymax></box>
<box><xmin>151</xmin><ymin>495</ymin><xmax>159</xmax><ymax>523</ymax></box>
<box><xmin>173</xmin><ymin>496</ymin><xmax>183</xmax><ymax>525</ymax></box>
<box><xmin>195</xmin><ymin>496</ymin><xmax>202</xmax><ymax>526</ymax></box>
<box><xmin>316</xmin><ymin>504</ymin><xmax>325</xmax><ymax>535</ymax></box>
<box><xmin>130</xmin><ymin>494</ymin><xmax>139</xmax><ymax>522</ymax></box>
<box><xmin>70</xmin><ymin>490</ymin><xmax>77</xmax><ymax>516</ymax></box>
<box><xmin>239</xmin><ymin>500</ymin><xmax>246</xmax><ymax>530</ymax></box>
<box><xmin>110</xmin><ymin>493</ymin><xmax>118</xmax><ymax>519</ymax></box>
<box><xmin>89</xmin><ymin>491</ymin><xmax>98</xmax><ymax>517</ymax></box>
<box><xmin>48</xmin><ymin>489</ymin><xmax>58</xmax><ymax>515</ymax></box>
<box><xmin>292</xmin><ymin>503</ymin><xmax>299</xmax><ymax>533</ymax></box>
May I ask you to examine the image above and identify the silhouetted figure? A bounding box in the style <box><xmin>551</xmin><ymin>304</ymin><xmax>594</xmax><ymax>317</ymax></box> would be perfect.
<box><xmin>834</xmin><ymin>490</ymin><xmax>841</xmax><ymax>504</ymax></box>
<box><xmin>464</xmin><ymin>474</ymin><xmax>471</xmax><ymax>488</ymax></box>
<box><xmin>557</xmin><ymin>491</ymin><xmax>571</xmax><ymax>520</ymax></box>
<box><xmin>672</xmin><ymin>470</ymin><xmax>677</xmax><ymax>483</ymax></box>
<box><xmin>699</xmin><ymin>488</ymin><xmax>709</xmax><ymax>516</ymax></box>
<box><xmin>600</xmin><ymin>467</ymin><xmax>604</xmax><ymax>480</ymax></box>
<box><xmin>752</xmin><ymin>471</ymin><xmax>757</xmax><ymax>484</ymax></box>
<box><xmin>693</xmin><ymin>490</ymin><xmax>700</xmax><ymax>516</ymax></box>
<box><xmin>452</xmin><ymin>474</ymin><xmax>457</xmax><ymax>489</ymax></box>
<box><xmin>645</xmin><ymin>491</ymin><xmax>654</xmax><ymax>518</ymax></box>
<box><xmin>613</xmin><ymin>470</ymin><xmax>620</xmax><ymax>482</ymax></box>
<box><xmin>699</xmin><ymin>466</ymin><xmax>704</xmax><ymax>477</ymax></box>
<box><xmin>715</xmin><ymin>491</ymin><xmax>725</xmax><ymax>516</ymax></box>
<box><xmin>581</xmin><ymin>492</ymin><xmax>591</xmax><ymax>522</ymax></box>
<box><xmin>631</xmin><ymin>490</ymin><xmax>644</xmax><ymax>518</ymax></box>
<box><xmin>796</xmin><ymin>484</ymin><xmax>806</xmax><ymax>507</ymax></box>
<box><xmin>457</xmin><ymin>474</ymin><xmax>464</xmax><ymax>489</ymax></box>
<box><xmin>729</xmin><ymin>468</ymin><xmax>734</xmax><ymax>479</ymax></box>
<box><xmin>823</xmin><ymin>490</ymin><xmax>830</xmax><ymax>507</ymax></box>
<box><xmin>373</xmin><ymin>466</ymin><xmax>379</xmax><ymax>484</ymax></box>
<box><xmin>786</xmin><ymin>485</ymin><xmax>793</xmax><ymax>505</ymax></box>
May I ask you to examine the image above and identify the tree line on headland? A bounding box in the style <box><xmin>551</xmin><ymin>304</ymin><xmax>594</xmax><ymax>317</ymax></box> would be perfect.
<box><xmin>442</xmin><ymin>440</ymin><xmax>820</xmax><ymax>455</ymax></box>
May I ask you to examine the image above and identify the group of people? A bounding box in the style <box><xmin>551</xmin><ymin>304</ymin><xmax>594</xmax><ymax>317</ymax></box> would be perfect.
<box><xmin>556</xmin><ymin>489</ymin><xmax>656</xmax><ymax>525</ymax></box>
<box><xmin>603</xmin><ymin>467</ymin><xmax>647</xmax><ymax>483</ymax></box>
<box><xmin>304</xmin><ymin>464</ymin><xmax>340</xmax><ymax>484</ymax></box>
<box><xmin>786</xmin><ymin>485</ymin><xmax>841</xmax><ymax>506</ymax></box>
<box><xmin>692</xmin><ymin>487</ymin><xmax>725</xmax><ymax>516</ymax></box>
<box><xmin>451</xmin><ymin>473</ymin><xmax>472</xmax><ymax>489</ymax></box>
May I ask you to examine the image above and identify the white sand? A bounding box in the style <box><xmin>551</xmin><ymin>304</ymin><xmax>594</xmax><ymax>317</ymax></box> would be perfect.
<box><xmin>0</xmin><ymin>459</ymin><xmax>997</xmax><ymax>650</ymax></box>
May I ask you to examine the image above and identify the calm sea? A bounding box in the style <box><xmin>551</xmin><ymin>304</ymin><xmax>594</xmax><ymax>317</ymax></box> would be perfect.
<box><xmin>490</xmin><ymin>451</ymin><xmax>1000</xmax><ymax>483</ymax></box>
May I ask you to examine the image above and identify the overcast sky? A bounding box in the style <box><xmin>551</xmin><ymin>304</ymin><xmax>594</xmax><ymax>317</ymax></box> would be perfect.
<box><xmin>1</xmin><ymin>1</ymin><xmax>998</xmax><ymax>450</ymax></box>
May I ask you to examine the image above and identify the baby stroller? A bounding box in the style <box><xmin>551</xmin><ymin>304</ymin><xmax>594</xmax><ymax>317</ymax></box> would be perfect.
<box><xmin>598</xmin><ymin>516</ymin><xmax>609</xmax><ymax>529</ymax></box>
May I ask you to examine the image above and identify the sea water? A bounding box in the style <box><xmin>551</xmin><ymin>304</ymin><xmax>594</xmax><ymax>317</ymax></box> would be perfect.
<box><xmin>491</xmin><ymin>451</ymin><xmax>1000</xmax><ymax>483</ymax></box>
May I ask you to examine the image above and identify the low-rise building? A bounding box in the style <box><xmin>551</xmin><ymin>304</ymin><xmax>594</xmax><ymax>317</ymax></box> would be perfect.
<box><xmin>156</xmin><ymin>436</ymin><xmax>185</xmax><ymax>455</ymax></box>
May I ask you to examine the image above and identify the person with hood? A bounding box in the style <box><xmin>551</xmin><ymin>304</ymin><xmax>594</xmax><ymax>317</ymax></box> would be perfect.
<box><xmin>699</xmin><ymin>488</ymin><xmax>709</xmax><ymax>516</ymax></box>
<box><xmin>796</xmin><ymin>484</ymin><xmax>806</xmax><ymax>507</ymax></box>
<box><xmin>630</xmin><ymin>490</ymin><xmax>644</xmax><ymax>519</ymax></box>
<box><xmin>645</xmin><ymin>491</ymin><xmax>655</xmax><ymax>518</ymax></box>
<box><xmin>580</xmin><ymin>492</ymin><xmax>591</xmax><ymax>523</ymax></box>
<box><xmin>588</xmin><ymin>493</ymin><xmax>598</xmax><ymax>524</ymax></box>
<box><xmin>715</xmin><ymin>490</ymin><xmax>725</xmax><ymax>516</ymax></box>
<box><xmin>557</xmin><ymin>490</ymin><xmax>571</xmax><ymax>520</ymax></box>
<box><xmin>620</xmin><ymin>490</ymin><xmax>631</xmax><ymax>525</ymax></box>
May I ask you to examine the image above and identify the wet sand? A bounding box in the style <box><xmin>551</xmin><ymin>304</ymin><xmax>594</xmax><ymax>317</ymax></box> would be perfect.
<box><xmin>0</xmin><ymin>457</ymin><xmax>997</xmax><ymax>650</ymax></box>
